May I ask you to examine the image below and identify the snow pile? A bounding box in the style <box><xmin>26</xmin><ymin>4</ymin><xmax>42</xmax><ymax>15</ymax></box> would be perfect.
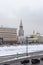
<box><xmin>0</xmin><ymin>44</ymin><xmax>43</xmax><ymax>56</ymax></box>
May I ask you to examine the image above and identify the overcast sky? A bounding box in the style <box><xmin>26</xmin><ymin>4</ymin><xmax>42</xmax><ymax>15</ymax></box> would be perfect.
<box><xmin>0</xmin><ymin>0</ymin><xmax>43</xmax><ymax>36</ymax></box>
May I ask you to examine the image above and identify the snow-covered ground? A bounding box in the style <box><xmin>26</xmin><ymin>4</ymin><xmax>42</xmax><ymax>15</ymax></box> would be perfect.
<box><xmin>0</xmin><ymin>44</ymin><xmax>43</xmax><ymax>56</ymax></box>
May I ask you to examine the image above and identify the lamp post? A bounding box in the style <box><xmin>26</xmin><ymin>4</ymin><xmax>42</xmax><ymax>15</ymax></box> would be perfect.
<box><xmin>26</xmin><ymin>37</ymin><xmax>28</xmax><ymax>56</ymax></box>
<box><xmin>21</xmin><ymin>37</ymin><xmax>29</xmax><ymax>65</ymax></box>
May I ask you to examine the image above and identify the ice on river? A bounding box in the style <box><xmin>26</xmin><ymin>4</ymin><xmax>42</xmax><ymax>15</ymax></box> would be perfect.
<box><xmin>0</xmin><ymin>44</ymin><xmax>43</xmax><ymax>56</ymax></box>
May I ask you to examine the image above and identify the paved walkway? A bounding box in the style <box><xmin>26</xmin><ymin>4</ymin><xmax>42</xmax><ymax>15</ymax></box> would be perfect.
<box><xmin>0</xmin><ymin>51</ymin><xmax>43</xmax><ymax>63</ymax></box>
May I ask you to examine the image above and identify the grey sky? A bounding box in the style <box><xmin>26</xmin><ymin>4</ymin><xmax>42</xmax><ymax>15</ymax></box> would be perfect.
<box><xmin>0</xmin><ymin>0</ymin><xmax>43</xmax><ymax>35</ymax></box>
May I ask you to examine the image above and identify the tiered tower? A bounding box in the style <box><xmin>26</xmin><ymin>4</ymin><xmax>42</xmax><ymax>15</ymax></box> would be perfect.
<box><xmin>19</xmin><ymin>20</ymin><xmax>24</xmax><ymax>36</ymax></box>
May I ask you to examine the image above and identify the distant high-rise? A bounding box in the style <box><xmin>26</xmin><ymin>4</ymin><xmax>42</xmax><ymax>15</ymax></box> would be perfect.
<box><xmin>19</xmin><ymin>20</ymin><xmax>24</xmax><ymax>36</ymax></box>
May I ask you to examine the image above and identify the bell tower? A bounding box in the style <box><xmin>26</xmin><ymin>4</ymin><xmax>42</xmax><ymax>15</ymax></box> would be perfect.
<box><xmin>19</xmin><ymin>20</ymin><xmax>24</xmax><ymax>36</ymax></box>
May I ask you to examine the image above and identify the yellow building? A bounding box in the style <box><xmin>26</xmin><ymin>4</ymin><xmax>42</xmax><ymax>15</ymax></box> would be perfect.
<box><xmin>0</xmin><ymin>27</ymin><xmax>17</xmax><ymax>45</ymax></box>
<box><xmin>32</xmin><ymin>34</ymin><xmax>40</xmax><ymax>40</ymax></box>
<box><xmin>27</xmin><ymin>33</ymin><xmax>40</xmax><ymax>43</ymax></box>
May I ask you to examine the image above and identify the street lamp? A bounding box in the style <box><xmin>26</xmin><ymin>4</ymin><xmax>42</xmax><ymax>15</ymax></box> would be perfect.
<box><xmin>21</xmin><ymin>37</ymin><xmax>29</xmax><ymax>65</ymax></box>
<box><xmin>26</xmin><ymin>37</ymin><xmax>28</xmax><ymax>56</ymax></box>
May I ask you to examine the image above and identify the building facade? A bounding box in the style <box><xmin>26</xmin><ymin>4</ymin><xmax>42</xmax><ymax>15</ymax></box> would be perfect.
<box><xmin>38</xmin><ymin>35</ymin><xmax>43</xmax><ymax>43</ymax></box>
<box><xmin>0</xmin><ymin>27</ymin><xmax>17</xmax><ymax>45</ymax></box>
<box><xmin>26</xmin><ymin>33</ymin><xmax>43</xmax><ymax>43</ymax></box>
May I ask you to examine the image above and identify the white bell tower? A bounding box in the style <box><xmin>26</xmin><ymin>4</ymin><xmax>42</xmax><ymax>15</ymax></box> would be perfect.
<box><xmin>19</xmin><ymin>20</ymin><xmax>24</xmax><ymax>36</ymax></box>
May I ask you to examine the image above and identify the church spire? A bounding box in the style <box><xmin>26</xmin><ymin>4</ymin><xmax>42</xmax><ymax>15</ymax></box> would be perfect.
<box><xmin>20</xmin><ymin>20</ymin><xmax>23</xmax><ymax>27</ymax></box>
<box><xmin>19</xmin><ymin>19</ymin><xmax>24</xmax><ymax>36</ymax></box>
